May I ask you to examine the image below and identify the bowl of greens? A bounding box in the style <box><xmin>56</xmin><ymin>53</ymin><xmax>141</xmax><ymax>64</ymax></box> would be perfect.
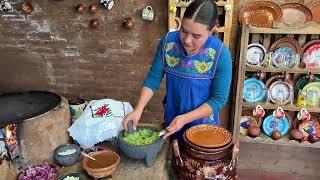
<box><xmin>118</xmin><ymin>124</ymin><xmax>165</xmax><ymax>167</ymax></box>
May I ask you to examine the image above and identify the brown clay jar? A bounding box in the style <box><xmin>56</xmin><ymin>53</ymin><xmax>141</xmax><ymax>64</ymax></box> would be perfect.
<box><xmin>90</xmin><ymin>19</ymin><xmax>99</xmax><ymax>29</ymax></box>
<box><xmin>75</xmin><ymin>4</ymin><xmax>85</xmax><ymax>14</ymax></box>
<box><xmin>308</xmin><ymin>134</ymin><xmax>319</xmax><ymax>143</ymax></box>
<box><xmin>248</xmin><ymin>126</ymin><xmax>260</xmax><ymax>138</ymax></box>
<box><xmin>89</xmin><ymin>4</ymin><xmax>98</xmax><ymax>14</ymax></box>
<box><xmin>271</xmin><ymin>130</ymin><xmax>282</xmax><ymax>140</ymax></box>
<box><xmin>289</xmin><ymin>129</ymin><xmax>304</xmax><ymax>142</ymax></box>
<box><xmin>123</xmin><ymin>17</ymin><xmax>134</xmax><ymax>30</ymax></box>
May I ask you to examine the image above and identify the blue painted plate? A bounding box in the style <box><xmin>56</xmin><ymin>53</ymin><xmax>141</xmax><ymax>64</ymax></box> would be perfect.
<box><xmin>262</xmin><ymin>115</ymin><xmax>290</xmax><ymax>136</ymax></box>
<box><xmin>243</xmin><ymin>78</ymin><xmax>266</xmax><ymax>103</ymax></box>
<box><xmin>272</xmin><ymin>47</ymin><xmax>296</xmax><ymax>68</ymax></box>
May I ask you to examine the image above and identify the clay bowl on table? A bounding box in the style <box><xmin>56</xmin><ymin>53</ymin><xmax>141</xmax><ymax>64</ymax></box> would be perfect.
<box><xmin>57</xmin><ymin>172</ymin><xmax>86</xmax><ymax>180</ymax></box>
<box><xmin>54</xmin><ymin>144</ymin><xmax>81</xmax><ymax>167</ymax></box>
<box><xmin>82</xmin><ymin>150</ymin><xmax>120</xmax><ymax>179</ymax></box>
<box><xmin>118</xmin><ymin>126</ymin><xmax>165</xmax><ymax>167</ymax></box>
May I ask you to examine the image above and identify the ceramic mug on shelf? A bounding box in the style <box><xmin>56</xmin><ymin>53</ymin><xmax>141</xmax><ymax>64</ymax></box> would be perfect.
<box><xmin>272</xmin><ymin>107</ymin><xmax>285</xmax><ymax>119</ymax></box>
<box><xmin>297</xmin><ymin>108</ymin><xmax>311</xmax><ymax>121</ymax></box>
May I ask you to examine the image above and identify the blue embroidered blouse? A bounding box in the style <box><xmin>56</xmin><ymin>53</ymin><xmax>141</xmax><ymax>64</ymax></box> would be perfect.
<box><xmin>143</xmin><ymin>37</ymin><xmax>232</xmax><ymax>113</ymax></box>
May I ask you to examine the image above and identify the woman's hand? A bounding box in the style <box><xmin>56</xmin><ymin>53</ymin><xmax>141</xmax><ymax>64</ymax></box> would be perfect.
<box><xmin>122</xmin><ymin>109</ymin><xmax>142</xmax><ymax>131</ymax></box>
<box><xmin>163</xmin><ymin>115</ymin><xmax>186</xmax><ymax>139</ymax></box>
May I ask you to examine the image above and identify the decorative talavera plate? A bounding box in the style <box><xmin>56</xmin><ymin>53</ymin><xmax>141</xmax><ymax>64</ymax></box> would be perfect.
<box><xmin>246</xmin><ymin>43</ymin><xmax>267</xmax><ymax>66</ymax></box>
<box><xmin>303</xmin><ymin>43</ymin><xmax>320</xmax><ymax>68</ymax></box>
<box><xmin>272</xmin><ymin>47</ymin><xmax>296</xmax><ymax>68</ymax></box>
<box><xmin>243</xmin><ymin>78</ymin><xmax>266</xmax><ymax>103</ymax></box>
<box><xmin>298</xmin><ymin>120</ymin><xmax>320</xmax><ymax>140</ymax></box>
<box><xmin>269</xmin><ymin>80</ymin><xmax>293</xmax><ymax>105</ymax></box>
<box><xmin>262</xmin><ymin>115</ymin><xmax>290</xmax><ymax>136</ymax></box>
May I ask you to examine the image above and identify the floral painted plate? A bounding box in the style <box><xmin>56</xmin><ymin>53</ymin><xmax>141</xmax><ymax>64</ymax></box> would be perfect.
<box><xmin>303</xmin><ymin>43</ymin><xmax>320</xmax><ymax>68</ymax></box>
<box><xmin>243</xmin><ymin>78</ymin><xmax>266</xmax><ymax>103</ymax></box>
<box><xmin>272</xmin><ymin>47</ymin><xmax>296</xmax><ymax>68</ymax></box>
<box><xmin>246</xmin><ymin>43</ymin><xmax>267</xmax><ymax>66</ymax></box>
<box><xmin>298</xmin><ymin>120</ymin><xmax>320</xmax><ymax>140</ymax></box>
<box><xmin>262</xmin><ymin>115</ymin><xmax>290</xmax><ymax>136</ymax></box>
<box><xmin>269</xmin><ymin>80</ymin><xmax>293</xmax><ymax>105</ymax></box>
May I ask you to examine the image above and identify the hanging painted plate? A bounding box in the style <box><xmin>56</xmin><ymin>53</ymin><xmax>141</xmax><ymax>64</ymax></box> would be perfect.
<box><xmin>269</xmin><ymin>80</ymin><xmax>293</xmax><ymax>105</ymax></box>
<box><xmin>280</xmin><ymin>3</ymin><xmax>312</xmax><ymax>27</ymax></box>
<box><xmin>272</xmin><ymin>47</ymin><xmax>296</xmax><ymax>68</ymax></box>
<box><xmin>243</xmin><ymin>78</ymin><xmax>266</xmax><ymax>103</ymax></box>
<box><xmin>298</xmin><ymin>121</ymin><xmax>320</xmax><ymax>140</ymax></box>
<box><xmin>262</xmin><ymin>115</ymin><xmax>290</xmax><ymax>136</ymax></box>
<box><xmin>308</xmin><ymin>1</ymin><xmax>320</xmax><ymax>24</ymax></box>
<box><xmin>239</xmin><ymin>1</ymin><xmax>282</xmax><ymax>28</ymax></box>
<box><xmin>246</xmin><ymin>43</ymin><xmax>267</xmax><ymax>66</ymax></box>
<box><xmin>269</xmin><ymin>37</ymin><xmax>302</xmax><ymax>55</ymax></box>
<box><xmin>303</xmin><ymin>43</ymin><xmax>320</xmax><ymax>68</ymax></box>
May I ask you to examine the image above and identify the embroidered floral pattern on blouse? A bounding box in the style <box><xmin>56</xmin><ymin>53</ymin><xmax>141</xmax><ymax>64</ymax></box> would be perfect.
<box><xmin>208</xmin><ymin>48</ymin><xmax>216</xmax><ymax>60</ymax></box>
<box><xmin>166</xmin><ymin>54</ymin><xmax>180</xmax><ymax>68</ymax></box>
<box><xmin>166</xmin><ymin>42</ymin><xmax>175</xmax><ymax>52</ymax></box>
<box><xmin>194</xmin><ymin>60</ymin><xmax>213</xmax><ymax>74</ymax></box>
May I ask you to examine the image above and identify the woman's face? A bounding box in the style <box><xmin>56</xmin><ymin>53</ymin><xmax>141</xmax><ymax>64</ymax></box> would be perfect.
<box><xmin>179</xmin><ymin>18</ymin><xmax>214</xmax><ymax>55</ymax></box>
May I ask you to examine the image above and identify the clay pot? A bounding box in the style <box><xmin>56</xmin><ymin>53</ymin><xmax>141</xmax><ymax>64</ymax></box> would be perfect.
<box><xmin>248</xmin><ymin>126</ymin><xmax>260</xmax><ymax>138</ymax></box>
<box><xmin>123</xmin><ymin>17</ymin><xmax>134</xmax><ymax>30</ymax></box>
<box><xmin>289</xmin><ymin>129</ymin><xmax>304</xmax><ymax>142</ymax></box>
<box><xmin>82</xmin><ymin>150</ymin><xmax>120</xmax><ymax>179</ymax></box>
<box><xmin>271</xmin><ymin>130</ymin><xmax>282</xmax><ymax>140</ymax></box>
<box><xmin>89</xmin><ymin>4</ymin><xmax>98</xmax><ymax>14</ymax></box>
<box><xmin>308</xmin><ymin>134</ymin><xmax>319</xmax><ymax>143</ymax></box>
<box><xmin>90</xmin><ymin>19</ymin><xmax>99</xmax><ymax>29</ymax></box>
<box><xmin>75</xmin><ymin>4</ymin><xmax>85</xmax><ymax>14</ymax></box>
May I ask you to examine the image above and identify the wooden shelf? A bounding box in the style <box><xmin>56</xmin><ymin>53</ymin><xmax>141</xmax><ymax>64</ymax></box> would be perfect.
<box><xmin>248</xmin><ymin>22</ymin><xmax>320</xmax><ymax>34</ymax></box>
<box><xmin>240</xmin><ymin>134</ymin><xmax>320</xmax><ymax>148</ymax></box>
<box><xmin>242</xmin><ymin>102</ymin><xmax>320</xmax><ymax>113</ymax></box>
<box><xmin>245</xmin><ymin>66</ymin><xmax>320</xmax><ymax>74</ymax></box>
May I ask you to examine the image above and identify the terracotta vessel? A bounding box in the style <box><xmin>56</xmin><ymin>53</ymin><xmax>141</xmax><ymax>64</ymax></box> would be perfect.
<box><xmin>82</xmin><ymin>150</ymin><xmax>120</xmax><ymax>179</ymax></box>
<box><xmin>271</xmin><ymin>130</ymin><xmax>282</xmax><ymax>140</ymax></box>
<box><xmin>289</xmin><ymin>129</ymin><xmax>304</xmax><ymax>142</ymax></box>
<box><xmin>248</xmin><ymin>126</ymin><xmax>260</xmax><ymax>138</ymax></box>
<box><xmin>75</xmin><ymin>4</ymin><xmax>85</xmax><ymax>14</ymax></box>
<box><xmin>89</xmin><ymin>4</ymin><xmax>98</xmax><ymax>14</ymax></box>
<box><xmin>123</xmin><ymin>17</ymin><xmax>134</xmax><ymax>30</ymax></box>
<box><xmin>172</xmin><ymin>125</ymin><xmax>237</xmax><ymax>180</ymax></box>
<box><xmin>90</xmin><ymin>19</ymin><xmax>100</xmax><ymax>29</ymax></box>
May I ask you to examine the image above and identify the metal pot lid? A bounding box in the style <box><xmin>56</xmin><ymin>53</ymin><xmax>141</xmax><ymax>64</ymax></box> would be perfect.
<box><xmin>0</xmin><ymin>91</ymin><xmax>61</xmax><ymax>128</ymax></box>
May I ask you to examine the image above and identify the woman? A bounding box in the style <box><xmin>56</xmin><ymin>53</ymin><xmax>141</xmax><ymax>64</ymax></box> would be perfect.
<box><xmin>123</xmin><ymin>0</ymin><xmax>232</xmax><ymax>142</ymax></box>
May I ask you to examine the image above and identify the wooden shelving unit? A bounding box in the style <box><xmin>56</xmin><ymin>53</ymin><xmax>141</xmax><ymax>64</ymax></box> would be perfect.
<box><xmin>233</xmin><ymin>24</ymin><xmax>320</xmax><ymax>147</ymax></box>
<box><xmin>167</xmin><ymin>0</ymin><xmax>234</xmax><ymax>47</ymax></box>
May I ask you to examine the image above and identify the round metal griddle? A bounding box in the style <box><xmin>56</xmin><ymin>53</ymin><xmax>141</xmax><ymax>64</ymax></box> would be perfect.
<box><xmin>0</xmin><ymin>91</ymin><xmax>61</xmax><ymax>128</ymax></box>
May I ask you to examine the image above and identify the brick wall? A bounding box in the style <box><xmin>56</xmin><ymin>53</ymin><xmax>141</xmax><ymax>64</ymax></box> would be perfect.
<box><xmin>0</xmin><ymin>0</ymin><xmax>314</xmax><ymax>125</ymax></box>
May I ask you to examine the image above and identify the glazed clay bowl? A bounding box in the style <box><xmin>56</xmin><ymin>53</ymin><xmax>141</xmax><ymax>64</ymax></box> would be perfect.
<box><xmin>118</xmin><ymin>126</ymin><xmax>165</xmax><ymax>167</ymax></box>
<box><xmin>82</xmin><ymin>150</ymin><xmax>120</xmax><ymax>179</ymax></box>
<box><xmin>184</xmin><ymin>144</ymin><xmax>230</xmax><ymax>161</ymax></box>
<box><xmin>54</xmin><ymin>144</ymin><xmax>81</xmax><ymax>167</ymax></box>
<box><xmin>183</xmin><ymin>132</ymin><xmax>232</xmax><ymax>153</ymax></box>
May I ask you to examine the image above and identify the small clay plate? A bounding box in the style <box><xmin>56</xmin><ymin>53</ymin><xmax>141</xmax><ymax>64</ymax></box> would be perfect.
<box><xmin>262</xmin><ymin>115</ymin><xmax>290</xmax><ymax>136</ymax></box>
<box><xmin>303</xmin><ymin>43</ymin><xmax>320</xmax><ymax>68</ymax></box>
<box><xmin>185</xmin><ymin>124</ymin><xmax>232</xmax><ymax>149</ymax></box>
<box><xmin>298</xmin><ymin>120</ymin><xmax>320</xmax><ymax>140</ymax></box>
<box><xmin>281</xmin><ymin>3</ymin><xmax>313</xmax><ymax>26</ymax></box>
<box><xmin>308</xmin><ymin>1</ymin><xmax>320</xmax><ymax>24</ymax></box>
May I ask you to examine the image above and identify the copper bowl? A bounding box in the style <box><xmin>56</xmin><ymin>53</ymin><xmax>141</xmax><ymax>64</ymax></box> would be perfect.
<box><xmin>82</xmin><ymin>150</ymin><xmax>120</xmax><ymax>179</ymax></box>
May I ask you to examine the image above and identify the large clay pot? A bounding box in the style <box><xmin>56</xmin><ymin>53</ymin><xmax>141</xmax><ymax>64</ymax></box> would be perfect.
<box><xmin>172</xmin><ymin>125</ymin><xmax>237</xmax><ymax>180</ymax></box>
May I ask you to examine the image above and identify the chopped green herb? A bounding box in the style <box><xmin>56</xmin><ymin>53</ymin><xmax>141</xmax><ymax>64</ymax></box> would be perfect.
<box><xmin>123</xmin><ymin>128</ymin><xmax>160</xmax><ymax>145</ymax></box>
